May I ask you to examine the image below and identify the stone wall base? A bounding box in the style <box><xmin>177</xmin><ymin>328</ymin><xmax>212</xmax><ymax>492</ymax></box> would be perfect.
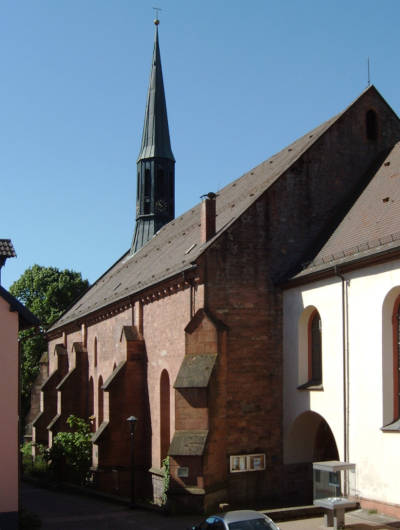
<box><xmin>358</xmin><ymin>497</ymin><xmax>400</xmax><ymax>519</ymax></box>
<box><xmin>150</xmin><ymin>467</ymin><xmax>164</xmax><ymax>505</ymax></box>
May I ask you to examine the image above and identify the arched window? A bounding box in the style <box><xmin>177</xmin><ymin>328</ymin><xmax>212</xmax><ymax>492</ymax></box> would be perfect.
<box><xmin>88</xmin><ymin>377</ymin><xmax>95</xmax><ymax>431</ymax></box>
<box><xmin>160</xmin><ymin>370</ymin><xmax>170</xmax><ymax>463</ymax></box>
<box><xmin>98</xmin><ymin>376</ymin><xmax>104</xmax><ymax>426</ymax></box>
<box><xmin>309</xmin><ymin>310</ymin><xmax>322</xmax><ymax>384</ymax></box>
<box><xmin>366</xmin><ymin>109</ymin><xmax>378</xmax><ymax>141</ymax></box>
<box><xmin>393</xmin><ymin>297</ymin><xmax>400</xmax><ymax>420</ymax></box>
<box><xmin>94</xmin><ymin>337</ymin><xmax>98</xmax><ymax>368</ymax></box>
<box><xmin>382</xmin><ymin>287</ymin><xmax>400</xmax><ymax>426</ymax></box>
<box><xmin>144</xmin><ymin>168</ymin><xmax>151</xmax><ymax>214</ymax></box>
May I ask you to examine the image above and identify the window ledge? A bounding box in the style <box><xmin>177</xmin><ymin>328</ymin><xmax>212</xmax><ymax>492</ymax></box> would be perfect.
<box><xmin>381</xmin><ymin>419</ymin><xmax>400</xmax><ymax>432</ymax></box>
<box><xmin>297</xmin><ymin>381</ymin><xmax>324</xmax><ymax>391</ymax></box>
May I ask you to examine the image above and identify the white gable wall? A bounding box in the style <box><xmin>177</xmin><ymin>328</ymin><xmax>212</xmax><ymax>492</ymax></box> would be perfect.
<box><xmin>283</xmin><ymin>259</ymin><xmax>400</xmax><ymax>512</ymax></box>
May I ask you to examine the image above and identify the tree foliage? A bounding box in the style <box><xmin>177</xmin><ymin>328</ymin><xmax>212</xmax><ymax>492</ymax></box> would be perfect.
<box><xmin>9</xmin><ymin>265</ymin><xmax>89</xmax><ymax>417</ymax></box>
<box><xmin>10</xmin><ymin>264</ymin><xmax>89</xmax><ymax>326</ymax></box>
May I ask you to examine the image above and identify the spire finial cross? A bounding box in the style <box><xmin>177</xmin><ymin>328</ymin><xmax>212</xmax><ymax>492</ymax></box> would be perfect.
<box><xmin>367</xmin><ymin>57</ymin><xmax>371</xmax><ymax>87</ymax></box>
<box><xmin>153</xmin><ymin>6</ymin><xmax>162</xmax><ymax>24</ymax></box>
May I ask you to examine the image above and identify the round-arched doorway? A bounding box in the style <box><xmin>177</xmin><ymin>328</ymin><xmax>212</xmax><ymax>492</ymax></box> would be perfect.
<box><xmin>284</xmin><ymin>411</ymin><xmax>339</xmax><ymax>505</ymax></box>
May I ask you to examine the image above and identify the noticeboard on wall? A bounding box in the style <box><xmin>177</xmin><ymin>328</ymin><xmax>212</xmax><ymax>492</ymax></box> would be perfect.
<box><xmin>230</xmin><ymin>453</ymin><xmax>266</xmax><ymax>473</ymax></box>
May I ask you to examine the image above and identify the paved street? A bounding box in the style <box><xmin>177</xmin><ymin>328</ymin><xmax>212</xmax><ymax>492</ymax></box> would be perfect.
<box><xmin>21</xmin><ymin>482</ymin><xmax>202</xmax><ymax>529</ymax></box>
<box><xmin>22</xmin><ymin>482</ymin><xmax>400</xmax><ymax>529</ymax></box>
<box><xmin>278</xmin><ymin>511</ymin><xmax>400</xmax><ymax>530</ymax></box>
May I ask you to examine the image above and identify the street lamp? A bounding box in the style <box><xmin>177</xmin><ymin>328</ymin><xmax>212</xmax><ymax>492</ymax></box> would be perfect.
<box><xmin>126</xmin><ymin>415</ymin><xmax>138</xmax><ymax>508</ymax></box>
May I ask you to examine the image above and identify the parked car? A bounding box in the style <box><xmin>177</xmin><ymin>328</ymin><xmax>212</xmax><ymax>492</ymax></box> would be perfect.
<box><xmin>191</xmin><ymin>509</ymin><xmax>281</xmax><ymax>530</ymax></box>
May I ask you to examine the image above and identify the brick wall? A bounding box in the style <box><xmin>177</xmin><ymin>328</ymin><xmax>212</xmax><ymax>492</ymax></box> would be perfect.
<box><xmin>200</xmin><ymin>88</ymin><xmax>400</xmax><ymax>507</ymax></box>
<box><xmin>143</xmin><ymin>288</ymin><xmax>192</xmax><ymax>469</ymax></box>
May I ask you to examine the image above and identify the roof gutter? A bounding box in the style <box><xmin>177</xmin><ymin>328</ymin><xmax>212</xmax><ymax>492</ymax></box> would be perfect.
<box><xmin>281</xmin><ymin>242</ymin><xmax>400</xmax><ymax>289</ymax></box>
<box><xmin>334</xmin><ymin>266</ymin><xmax>350</xmax><ymax>496</ymax></box>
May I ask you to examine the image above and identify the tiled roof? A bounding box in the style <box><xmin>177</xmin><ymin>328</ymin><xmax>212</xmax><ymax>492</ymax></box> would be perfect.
<box><xmin>168</xmin><ymin>430</ymin><xmax>208</xmax><ymax>456</ymax></box>
<box><xmin>0</xmin><ymin>239</ymin><xmax>16</xmax><ymax>258</ymax></box>
<box><xmin>53</xmin><ymin>86</ymin><xmax>392</xmax><ymax>332</ymax></box>
<box><xmin>297</xmin><ymin>141</ymin><xmax>400</xmax><ymax>276</ymax></box>
<box><xmin>49</xmin><ymin>110</ymin><xmax>340</xmax><ymax>332</ymax></box>
<box><xmin>137</xmin><ymin>25</ymin><xmax>174</xmax><ymax>163</ymax></box>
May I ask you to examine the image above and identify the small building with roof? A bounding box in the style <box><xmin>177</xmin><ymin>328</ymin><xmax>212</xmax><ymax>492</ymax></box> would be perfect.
<box><xmin>0</xmin><ymin>241</ymin><xmax>39</xmax><ymax>530</ymax></box>
<box><xmin>33</xmin><ymin>22</ymin><xmax>400</xmax><ymax>516</ymax></box>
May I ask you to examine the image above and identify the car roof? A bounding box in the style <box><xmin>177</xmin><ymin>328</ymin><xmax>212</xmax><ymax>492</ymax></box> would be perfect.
<box><xmin>218</xmin><ymin>510</ymin><xmax>266</xmax><ymax>523</ymax></box>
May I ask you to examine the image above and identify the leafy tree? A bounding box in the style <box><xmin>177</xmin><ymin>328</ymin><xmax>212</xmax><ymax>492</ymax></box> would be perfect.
<box><xmin>46</xmin><ymin>415</ymin><xmax>92</xmax><ymax>485</ymax></box>
<box><xmin>9</xmin><ymin>265</ymin><xmax>89</xmax><ymax>418</ymax></box>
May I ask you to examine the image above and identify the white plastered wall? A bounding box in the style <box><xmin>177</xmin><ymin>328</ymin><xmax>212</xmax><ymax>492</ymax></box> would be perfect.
<box><xmin>283</xmin><ymin>259</ymin><xmax>400</xmax><ymax>507</ymax></box>
<box><xmin>284</xmin><ymin>279</ymin><xmax>344</xmax><ymax>463</ymax></box>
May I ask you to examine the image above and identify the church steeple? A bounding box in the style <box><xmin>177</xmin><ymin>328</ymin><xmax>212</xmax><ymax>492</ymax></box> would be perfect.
<box><xmin>131</xmin><ymin>20</ymin><xmax>175</xmax><ymax>254</ymax></box>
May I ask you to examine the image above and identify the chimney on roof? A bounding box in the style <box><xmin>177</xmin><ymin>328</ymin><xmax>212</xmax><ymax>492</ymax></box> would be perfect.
<box><xmin>0</xmin><ymin>239</ymin><xmax>16</xmax><ymax>286</ymax></box>
<box><xmin>201</xmin><ymin>193</ymin><xmax>216</xmax><ymax>244</ymax></box>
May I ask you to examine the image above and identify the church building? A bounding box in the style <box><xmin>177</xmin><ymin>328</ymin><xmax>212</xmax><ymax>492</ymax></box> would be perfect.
<box><xmin>33</xmin><ymin>21</ymin><xmax>400</xmax><ymax>516</ymax></box>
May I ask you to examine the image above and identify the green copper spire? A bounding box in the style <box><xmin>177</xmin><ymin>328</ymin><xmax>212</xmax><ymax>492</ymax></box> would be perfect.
<box><xmin>137</xmin><ymin>22</ymin><xmax>175</xmax><ymax>163</ymax></box>
<box><xmin>131</xmin><ymin>21</ymin><xmax>175</xmax><ymax>254</ymax></box>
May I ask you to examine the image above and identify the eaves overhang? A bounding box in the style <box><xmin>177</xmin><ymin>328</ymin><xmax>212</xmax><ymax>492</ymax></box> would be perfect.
<box><xmin>281</xmin><ymin>238</ymin><xmax>400</xmax><ymax>289</ymax></box>
<box><xmin>0</xmin><ymin>285</ymin><xmax>39</xmax><ymax>330</ymax></box>
<box><xmin>47</xmin><ymin>262</ymin><xmax>199</xmax><ymax>335</ymax></box>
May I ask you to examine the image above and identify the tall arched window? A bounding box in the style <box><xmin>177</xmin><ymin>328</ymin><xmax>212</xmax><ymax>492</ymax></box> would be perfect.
<box><xmin>98</xmin><ymin>376</ymin><xmax>104</xmax><ymax>426</ymax></box>
<box><xmin>160</xmin><ymin>370</ymin><xmax>170</xmax><ymax>464</ymax></box>
<box><xmin>393</xmin><ymin>297</ymin><xmax>400</xmax><ymax>420</ymax></box>
<box><xmin>366</xmin><ymin>109</ymin><xmax>378</xmax><ymax>141</ymax></box>
<box><xmin>88</xmin><ymin>377</ymin><xmax>95</xmax><ymax>431</ymax></box>
<box><xmin>144</xmin><ymin>168</ymin><xmax>151</xmax><ymax>214</ymax></box>
<box><xmin>94</xmin><ymin>337</ymin><xmax>98</xmax><ymax>368</ymax></box>
<box><xmin>309</xmin><ymin>310</ymin><xmax>322</xmax><ymax>384</ymax></box>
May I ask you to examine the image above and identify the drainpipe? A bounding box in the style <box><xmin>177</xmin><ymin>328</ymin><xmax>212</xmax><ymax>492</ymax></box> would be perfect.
<box><xmin>334</xmin><ymin>266</ymin><xmax>350</xmax><ymax>495</ymax></box>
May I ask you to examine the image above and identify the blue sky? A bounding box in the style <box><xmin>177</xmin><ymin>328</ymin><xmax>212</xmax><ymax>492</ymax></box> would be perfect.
<box><xmin>2</xmin><ymin>0</ymin><xmax>400</xmax><ymax>289</ymax></box>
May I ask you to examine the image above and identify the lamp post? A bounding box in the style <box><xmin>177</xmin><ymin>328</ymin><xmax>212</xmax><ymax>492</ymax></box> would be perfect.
<box><xmin>126</xmin><ymin>415</ymin><xmax>138</xmax><ymax>508</ymax></box>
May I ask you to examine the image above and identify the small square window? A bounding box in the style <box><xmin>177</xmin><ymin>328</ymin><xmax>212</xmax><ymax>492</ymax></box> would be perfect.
<box><xmin>177</xmin><ymin>466</ymin><xmax>189</xmax><ymax>478</ymax></box>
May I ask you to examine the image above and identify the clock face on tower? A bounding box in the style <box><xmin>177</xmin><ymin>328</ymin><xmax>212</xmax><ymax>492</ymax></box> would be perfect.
<box><xmin>155</xmin><ymin>199</ymin><xmax>168</xmax><ymax>212</ymax></box>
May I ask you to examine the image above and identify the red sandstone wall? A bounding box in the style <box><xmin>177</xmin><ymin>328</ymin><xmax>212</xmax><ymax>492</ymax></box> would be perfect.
<box><xmin>143</xmin><ymin>288</ymin><xmax>192</xmax><ymax>470</ymax></box>
<box><xmin>203</xmin><ymin>223</ymin><xmax>283</xmax><ymax>504</ymax></box>
<box><xmin>48</xmin><ymin>329</ymin><xmax>81</xmax><ymax>373</ymax></box>
<box><xmin>86</xmin><ymin>309</ymin><xmax>133</xmax><ymax>428</ymax></box>
<box><xmin>266</xmin><ymin>88</ymin><xmax>400</xmax><ymax>282</ymax></box>
<box><xmin>47</xmin><ymin>289</ymin><xmax>193</xmax><ymax>480</ymax></box>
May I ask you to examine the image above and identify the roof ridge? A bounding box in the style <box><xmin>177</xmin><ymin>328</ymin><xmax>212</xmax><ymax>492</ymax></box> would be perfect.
<box><xmin>49</xmin><ymin>88</ymin><xmax>379</xmax><ymax>331</ymax></box>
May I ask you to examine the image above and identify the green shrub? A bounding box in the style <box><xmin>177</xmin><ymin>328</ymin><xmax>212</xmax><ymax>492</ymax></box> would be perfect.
<box><xmin>21</xmin><ymin>442</ymin><xmax>48</xmax><ymax>477</ymax></box>
<box><xmin>21</xmin><ymin>442</ymin><xmax>33</xmax><ymax>472</ymax></box>
<box><xmin>47</xmin><ymin>415</ymin><xmax>92</xmax><ymax>485</ymax></box>
<box><xmin>161</xmin><ymin>456</ymin><xmax>170</xmax><ymax>505</ymax></box>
